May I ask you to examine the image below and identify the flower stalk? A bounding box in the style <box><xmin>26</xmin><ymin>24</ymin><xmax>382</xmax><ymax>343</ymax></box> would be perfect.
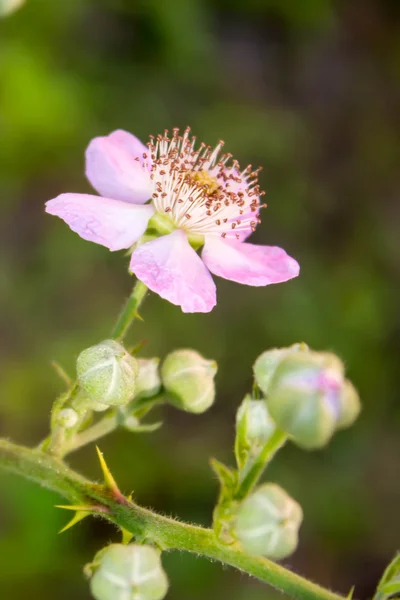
<box><xmin>112</xmin><ymin>280</ymin><xmax>148</xmax><ymax>341</ymax></box>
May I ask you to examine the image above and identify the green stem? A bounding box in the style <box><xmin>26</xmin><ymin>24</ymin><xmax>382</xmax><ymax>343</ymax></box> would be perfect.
<box><xmin>63</xmin><ymin>394</ymin><xmax>166</xmax><ymax>456</ymax></box>
<box><xmin>111</xmin><ymin>280</ymin><xmax>148</xmax><ymax>341</ymax></box>
<box><xmin>0</xmin><ymin>438</ymin><xmax>345</xmax><ymax>600</ymax></box>
<box><xmin>235</xmin><ymin>429</ymin><xmax>288</xmax><ymax>500</ymax></box>
<box><xmin>63</xmin><ymin>411</ymin><xmax>120</xmax><ymax>455</ymax></box>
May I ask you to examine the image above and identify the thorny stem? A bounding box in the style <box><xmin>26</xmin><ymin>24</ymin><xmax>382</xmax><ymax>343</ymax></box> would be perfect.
<box><xmin>0</xmin><ymin>438</ymin><xmax>346</xmax><ymax>600</ymax></box>
<box><xmin>111</xmin><ymin>280</ymin><xmax>148</xmax><ymax>341</ymax></box>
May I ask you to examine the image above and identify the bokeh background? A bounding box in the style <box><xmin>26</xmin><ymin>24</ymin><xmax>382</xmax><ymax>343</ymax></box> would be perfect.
<box><xmin>0</xmin><ymin>0</ymin><xmax>399</xmax><ymax>599</ymax></box>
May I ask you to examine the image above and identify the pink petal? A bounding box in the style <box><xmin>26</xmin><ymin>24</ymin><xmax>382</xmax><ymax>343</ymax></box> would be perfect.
<box><xmin>85</xmin><ymin>130</ymin><xmax>152</xmax><ymax>204</ymax></box>
<box><xmin>46</xmin><ymin>193</ymin><xmax>155</xmax><ymax>251</ymax></box>
<box><xmin>202</xmin><ymin>235</ymin><xmax>300</xmax><ymax>286</ymax></box>
<box><xmin>130</xmin><ymin>230</ymin><xmax>216</xmax><ymax>313</ymax></box>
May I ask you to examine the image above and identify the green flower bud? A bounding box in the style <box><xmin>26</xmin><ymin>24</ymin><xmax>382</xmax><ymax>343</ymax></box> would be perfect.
<box><xmin>135</xmin><ymin>358</ymin><xmax>162</xmax><ymax>399</ymax></box>
<box><xmin>253</xmin><ymin>343</ymin><xmax>309</xmax><ymax>395</ymax></box>
<box><xmin>236</xmin><ymin>397</ymin><xmax>276</xmax><ymax>446</ymax></box>
<box><xmin>235</xmin><ymin>396</ymin><xmax>276</xmax><ymax>469</ymax></box>
<box><xmin>161</xmin><ymin>349</ymin><xmax>217</xmax><ymax>414</ymax></box>
<box><xmin>77</xmin><ymin>340</ymin><xmax>138</xmax><ymax>407</ymax></box>
<box><xmin>56</xmin><ymin>408</ymin><xmax>79</xmax><ymax>429</ymax></box>
<box><xmin>90</xmin><ymin>544</ymin><xmax>169</xmax><ymax>600</ymax></box>
<box><xmin>267</xmin><ymin>350</ymin><xmax>360</xmax><ymax>449</ymax></box>
<box><xmin>235</xmin><ymin>484</ymin><xmax>303</xmax><ymax>560</ymax></box>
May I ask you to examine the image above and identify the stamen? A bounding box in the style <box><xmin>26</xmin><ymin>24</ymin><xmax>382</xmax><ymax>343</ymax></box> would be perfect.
<box><xmin>148</xmin><ymin>127</ymin><xmax>264</xmax><ymax>239</ymax></box>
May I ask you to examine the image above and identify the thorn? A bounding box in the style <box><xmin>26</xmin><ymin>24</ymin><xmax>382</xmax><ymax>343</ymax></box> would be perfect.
<box><xmin>134</xmin><ymin>311</ymin><xmax>144</xmax><ymax>322</ymax></box>
<box><xmin>51</xmin><ymin>361</ymin><xmax>72</xmax><ymax>387</ymax></box>
<box><xmin>96</xmin><ymin>446</ymin><xmax>125</xmax><ymax>501</ymax></box>
<box><xmin>55</xmin><ymin>503</ymin><xmax>110</xmax><ymax>534</ymax></box>
<box><xmin>58</xmin><ymin>510</ymin><xmax>91</xmax><ymax>534</ymax></box>
<box><xmin>56</xmin><ymin>505</ymin><xmax>95</xmax><ymax>511</ymax></box>
<box><xmin>121</xmin><ymin>527</ymin><xmax>134</xmax><ymax>544</ymax></box>
<box><xmin>127</xmin><ymin>339</ymin><xmax>148</xmax><ymax>355</ymax></box>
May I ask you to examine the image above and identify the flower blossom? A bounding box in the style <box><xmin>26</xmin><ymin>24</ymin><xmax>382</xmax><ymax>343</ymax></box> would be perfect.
<box><xmin>46</xmin><ymin>128</ymin><xmax>299</xmax><ymax>312</ymax></box>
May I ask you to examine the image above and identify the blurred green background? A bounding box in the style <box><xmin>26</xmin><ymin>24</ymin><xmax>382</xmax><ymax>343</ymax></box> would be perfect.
<box><xmin>0</xmin><ymin>0</ymin><xmax>399</xmax><ymax>599</ymax></box>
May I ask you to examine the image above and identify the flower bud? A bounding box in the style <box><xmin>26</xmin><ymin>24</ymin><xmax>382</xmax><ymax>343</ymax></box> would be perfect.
<box><xmin>161</xmin><ymin>349</ymin><xmax>217</xmax><ymax>414</ymax></box>
<box><xmin>77</xmin><ymin>340</ymin><xmax>138</xmax><ymax>407</ymax></box>
<box><xmin>235</xmin><ymin>396</ymin><xmax>276</xmax><ymax>469</ymax></box>
<box><xmin>236</xmin><ymin>397</ymin><xmax>276</xmax><ymax>446</ymax></box>
<box><xmin>267</xmin><ymin>350</ymin><xmax>361</xmax><ymax>449</ymax></box>
<box><xmin>56</xmin><ymin>408</ymin><xmax>79</xmax><ymax>429</ymax></box>
<box><xmin>253</xmin><ymin>343</ymin><xmax>309</xmax><ymax>395</ymax></box>
<box><xmin>235</xmin><ymin>484</ymin><xmax>303</xmax><ymax>560</ymax></box>
<box><xmin>90</xmin><ymin>544</ymin><xmax>169</xmax><ymax>600</ymax></box>
<box><xmin>135</xmin><ymin>358</ymin><xmax>162</xmax><ymax>399</ymax></box>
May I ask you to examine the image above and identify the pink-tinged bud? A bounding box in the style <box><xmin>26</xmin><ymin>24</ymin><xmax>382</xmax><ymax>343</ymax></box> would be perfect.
<box><xmin>253</xmin><ymin>343</ymin><xmax>309</xmax><ymax>395</ymax></box>
<box><xmin>266</xmin><ymin>350</ymin><xmax>361</xmax><ymax>449</ymax></box>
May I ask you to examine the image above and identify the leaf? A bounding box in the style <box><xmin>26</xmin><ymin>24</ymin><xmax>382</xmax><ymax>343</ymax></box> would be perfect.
<box><xmin>210</xmin><ymin>458</ymin><xmax>237</xmax><ymax>492</ymax></box>
<box><xmin>381</xmin><ymin>578</ymin><xmax>400</xmax><ymax>596</ymax></box>
<box><xmin>374</xmin><ymin>553</ymin><xmax>400</xmax><ymax>600</ymax></box>
<box><xmin>346</xmin><ymin>586</ymin><xmax>355</xmax><ymax>599</ymax></box>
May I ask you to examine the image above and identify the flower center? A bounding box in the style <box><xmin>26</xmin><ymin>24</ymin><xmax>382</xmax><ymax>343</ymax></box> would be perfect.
<box><xmin>148</xmin><ymin>127</ymin><xmax>265</xmax><ymax>240</ymax></box>
<box><xmin>188</xmin><ymin>170</ymin><xmax>221</xmax><ymax>195</ymax></box>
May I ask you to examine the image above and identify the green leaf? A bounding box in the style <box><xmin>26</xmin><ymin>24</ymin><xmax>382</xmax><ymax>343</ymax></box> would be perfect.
<box><xmin>374</xmin><ymin>553</ymin><xmax>400</xmax><ymax>600</ymax></box>
<box><xmin>381</xmin><ymin>578</ymin><xmax>400</xmax><ymax>596</ymax></box>
<box><xmin>210</xmin><ymin>458</ymin><xmax>237</xmax><ymax>493</ymax></box>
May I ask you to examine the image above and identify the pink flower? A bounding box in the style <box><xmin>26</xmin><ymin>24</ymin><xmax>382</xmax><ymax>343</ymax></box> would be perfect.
<box><xmin>46</xmin><ymin>128</ymin><xmax>299</xmax><ymax>313</ymax></box>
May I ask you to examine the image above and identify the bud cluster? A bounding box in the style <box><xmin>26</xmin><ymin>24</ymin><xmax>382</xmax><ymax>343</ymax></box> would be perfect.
<box><xmin>74</xmin><ymin>342</ymin><xmax>217</xmax><ymax>417</ymax></box>
<box><xmin>253</xmin><ymin>344</ymin><xmax>361</xmax><ymax>449</ymax></box>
